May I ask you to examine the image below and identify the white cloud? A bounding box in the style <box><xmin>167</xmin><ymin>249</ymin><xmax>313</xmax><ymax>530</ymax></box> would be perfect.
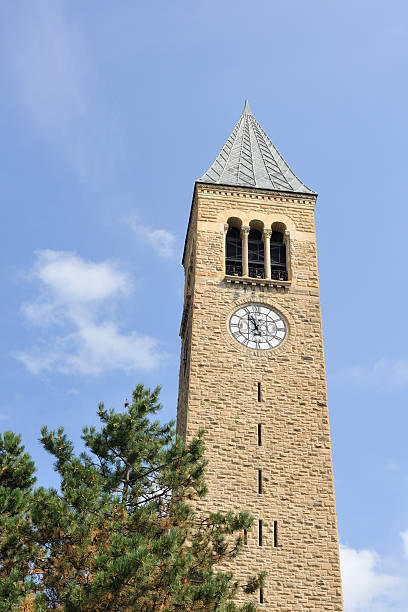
<box><xmin>144</xmin><ymin>229</ymin><xmax>178</xmax><ymax>259</ymax></box>
<box><xmin>392</xmin><ymin>361</ymin><xmax>408</xmax><ymax>386</ymax></box>
<box><xmin>35</xmin><ymin>250</ymin><xmax>129</xmax><ymax>303</ymax></box>
<box><xmin>129</xmin><ymin>214</ymin><xmax>177</xmax><ymax>260</ymax></box>
<box><xmin>14</xmin><ymin>250</ymin><xmax>166</xmax><ymax>376</ymax></box>
<box><xmin>329</xmin><ymin>358</ymin><xmax>408</xmax><ymax>389</ymax></box>
<box><xmin>401</xmin><ymin>530</ymin><xmax>408</xmax><ymax>559</ymax></box>
<box><xmin>386</xmin><ymin>458</ymin><xmax>398</xmax><ymax>472</ymax></box>
<box><xmin>340</xmin><ymin>532</ymin><xmax>408</xmax><ymax>611</ymax></box>
<box><xmin>2</xmin><ymin>0</ymin><xmax>119</xmax><ymax>184</ymax></box>
<box><xmin>0</xmin><ymin>406</ymin><xmax>11</xmax><ymax>422</ymax></box>
<box><xmin>21</xmin><ymin>250</ymin><xmax>130</xmax><ymax>327</ymax></box>
<box><xmin>340</xmin><ymin>545</ymin><xmax>400</xmax><ymax>611</ymax></box>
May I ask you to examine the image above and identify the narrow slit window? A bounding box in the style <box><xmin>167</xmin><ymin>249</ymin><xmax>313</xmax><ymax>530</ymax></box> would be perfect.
<box><xmin>274</xmin><ymin>520</ymin><xmax>278</xmax><ymax>547</ymax></box>
<box><xmin>258</xmin><ymin>469</ymin><xmax>263</xmax><ymax>494</ymax></box>
<box><xmin>258</xmin><ymin>423</ymin><xmax>262</xmax><ymax>446</ymax></box>
<box><xmin>257</xmin><ymin>382</ymin><xmax>262</xmax><ymax>402</ymax></box>
<box><xmin>243</xmin><ymin>529</ymin><xmax>248</xmax><ymax>545</ymax></box>
<box><xmin>258</xmin><ymin>519</ymin><xmax>263</xmax><ymax>546</ymax></box>
<box><xmin>260</xmin><ymin>588</ymin><xmax>264</xmax><ymax>604</ymax></box>
<box><xmin>182</xmin><ymin>333</ymin><xmax>189</xmax><ymax>376</ymax></box>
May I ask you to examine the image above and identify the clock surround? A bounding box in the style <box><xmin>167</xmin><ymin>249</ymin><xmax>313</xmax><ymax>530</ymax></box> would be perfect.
<box><xmin>229</xmin><ymin>303</ymin><xmax>287</xmax><ymax>350</ymax></box>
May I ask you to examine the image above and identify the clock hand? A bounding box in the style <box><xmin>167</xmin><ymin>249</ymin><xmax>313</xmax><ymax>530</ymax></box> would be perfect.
<box><xmin>249</xmin><ymin>315</ymin><xmax>258</xmax><ymax>329</ymax></box>
<box><xmin>253</xmin><ymin>315</ymin><xmax>261</xmax><ymax>328</ymax></box>
<box><xmin>249</xmin><ymin>316</ymin><xmax>261</xmax><ymax>335</ymax></box>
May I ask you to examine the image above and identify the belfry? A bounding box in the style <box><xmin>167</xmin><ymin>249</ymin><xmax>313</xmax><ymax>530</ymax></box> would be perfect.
<box><xmin>177</xmin><ymin>102</ymin><xmax>344</xmax><ymax>610</ymax></box>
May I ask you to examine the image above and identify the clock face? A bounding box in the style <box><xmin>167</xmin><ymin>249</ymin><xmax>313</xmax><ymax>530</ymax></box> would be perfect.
<box><xmin>229</xmin><ymin>304</ymin><xmax>287</xmax><ymax>350</ymax></box>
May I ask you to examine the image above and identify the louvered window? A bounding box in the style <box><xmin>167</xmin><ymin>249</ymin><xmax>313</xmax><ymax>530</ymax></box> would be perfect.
<box><xmin>270</xmin><ymin>231</ymin><xmax>287</xmax><ymax>281</ymax></box>
<box><xmin>225</xmin><ymin>227</ymin><xmax>242</xmax><ymax>276</ymax></box>
<box><xmin>248</xmin><ymin>228</ymin><xmax>264</xmax><ymax>278</ymax></box>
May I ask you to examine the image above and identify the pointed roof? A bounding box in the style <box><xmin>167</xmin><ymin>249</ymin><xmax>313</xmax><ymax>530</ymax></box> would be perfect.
<box><xmin>198</xmin><ymin>101</ymin><xmax>314</xmax><ymax>194</ymax></box>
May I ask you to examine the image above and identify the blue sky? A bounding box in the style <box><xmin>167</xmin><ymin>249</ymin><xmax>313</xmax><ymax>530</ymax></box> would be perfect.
<box><xmin>0</xmin><ymin>1</ymin><xmax>407</xmax><ymax>609</ymax></box>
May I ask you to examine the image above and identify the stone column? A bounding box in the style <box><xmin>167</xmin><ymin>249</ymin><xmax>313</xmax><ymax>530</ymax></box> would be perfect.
<box><xmin>240</xmin><ymin>226</ymin><xmax>250</xmax><ymax>276</ymax></box>
<box><xmin>263</xmin><ymin>229</ymin><xmax>272</xmax><ymax>280</ymax></box>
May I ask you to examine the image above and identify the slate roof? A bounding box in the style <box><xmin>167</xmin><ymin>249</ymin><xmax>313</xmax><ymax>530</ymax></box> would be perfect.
<box><xmin>198</xmin><ymin>101</ymin><xmax>314</xmax><ymax>194</ymax></box>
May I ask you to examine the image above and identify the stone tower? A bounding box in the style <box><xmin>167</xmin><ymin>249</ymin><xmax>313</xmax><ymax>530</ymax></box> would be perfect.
<box><xmin>177</xmin><ymin>101</ymin><xmax>343</xmax><ymax>610</ymax></box>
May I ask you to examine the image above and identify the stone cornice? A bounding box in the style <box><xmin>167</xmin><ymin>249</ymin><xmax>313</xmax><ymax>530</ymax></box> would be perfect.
<box><xmin>224</xmin><ymin>275</ymin><xmax>291</xmax><ymax>291</ymax></box>
<box><xmin>195</xmin><ymin>181</ymin><xmax>317</xmax><ymax>205</ymax></box>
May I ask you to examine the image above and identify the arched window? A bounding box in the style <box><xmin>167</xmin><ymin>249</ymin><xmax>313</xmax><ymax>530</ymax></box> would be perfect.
<box><xmin>270</xmin><ymin>231</ymin><xmax>287</xmax><ymax>280</ymax></box>
<box><xmin>225</xmin><ymin>227</ymin><xmax>242</xmax><ymax>276</ymax></box>
<box><xmin>248</xmin><ymin>228</ymin><xmax>264</xmax><ymax>278</ymax></box>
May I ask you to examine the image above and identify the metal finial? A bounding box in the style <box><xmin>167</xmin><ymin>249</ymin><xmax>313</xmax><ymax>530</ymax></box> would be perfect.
<box><xmin>243</xmin><ymin>99</ymin><xmax>252</xmax><ymax>115</ymax></box>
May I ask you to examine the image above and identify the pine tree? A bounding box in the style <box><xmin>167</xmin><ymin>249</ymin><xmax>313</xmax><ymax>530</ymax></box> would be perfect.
<box><xmin>0</xmin><ymin>385</ymin><xmax>265</xmax><ymax>611</ymax></box>
<box><xmin>0</xmin><ymin>431</ymin><xmax>43</xmax><ymax>610</ymax></box>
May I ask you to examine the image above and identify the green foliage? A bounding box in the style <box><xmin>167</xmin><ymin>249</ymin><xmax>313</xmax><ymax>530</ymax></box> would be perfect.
<box><xmin>0</xmin><ymin>384</ymin><xmax>262</xmax><ymax>611</ymax></box>
<box><xmin>0</xmin><ymin>432</ymin><xmax>39</xmax><ymax>610</ymax></box>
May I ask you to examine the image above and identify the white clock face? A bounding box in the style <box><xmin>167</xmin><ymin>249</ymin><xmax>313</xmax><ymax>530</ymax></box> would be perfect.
<box><xmin>229</xmin><ymin>304</ymin><xmax>287</xmax><ymax>350</ymax></box>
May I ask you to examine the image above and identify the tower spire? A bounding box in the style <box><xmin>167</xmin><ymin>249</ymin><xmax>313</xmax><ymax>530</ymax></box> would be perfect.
<box><xmin>198</xmin><ymin>102</ymin><xmax>314</xmax><ymax>194</ymax></box>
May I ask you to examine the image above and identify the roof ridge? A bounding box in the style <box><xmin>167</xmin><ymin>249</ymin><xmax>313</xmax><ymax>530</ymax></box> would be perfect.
<box><xmin>237</xmin><ymin>114</ymin><xmax>255</xmax><ymax>186</ymax></box>
<box><xmin>251</xmin><ymin>114</ymin><xmax>312</xmax><ymax>193</ymax></box>
<box><xmin>200</xmin><ymin>117</ymin><xmax>242</xmax><ymax>183</ymax></box>
<box><xmin>249</xmin><ymin>114</ymin><xmax>291</xmax><ymax>191</ymax></box>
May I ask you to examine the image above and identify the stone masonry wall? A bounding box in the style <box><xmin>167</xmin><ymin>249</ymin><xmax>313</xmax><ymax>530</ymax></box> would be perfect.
<box><xmin>177</xmin><ymin>184</ymin><xmax>344</xmax><ymax>611</ymax></box>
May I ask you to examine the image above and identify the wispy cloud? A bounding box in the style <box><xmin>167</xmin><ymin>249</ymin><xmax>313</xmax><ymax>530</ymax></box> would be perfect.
<box><xmin>129</xmin><ymin>214</ymin><xmax>178</xmax><ymax>260</ymax></box>
<box><xmin>328</xmin><ymin>358</ymin><xmax>408</xmax><ymax>390</ymax></box>
<box><xmin>1</xmin><ymin>0</ymin><xmax>119</xmax><ymax>184</ymax></box>
<box><xmin>14</xmin><ymin>250</ymin><xmax>166</xmax><ymax>376</ymax></box>
<box><xmin>386</xmin><ymin>458</ymin><xmax>398</xmax><ymax>472</ymax></box>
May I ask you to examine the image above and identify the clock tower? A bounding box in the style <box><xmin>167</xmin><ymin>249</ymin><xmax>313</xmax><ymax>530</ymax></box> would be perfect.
<box><xmin>177</xmin><ymin>102</ymin><xmax>343</xmax><ymax>610</ymax></box>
